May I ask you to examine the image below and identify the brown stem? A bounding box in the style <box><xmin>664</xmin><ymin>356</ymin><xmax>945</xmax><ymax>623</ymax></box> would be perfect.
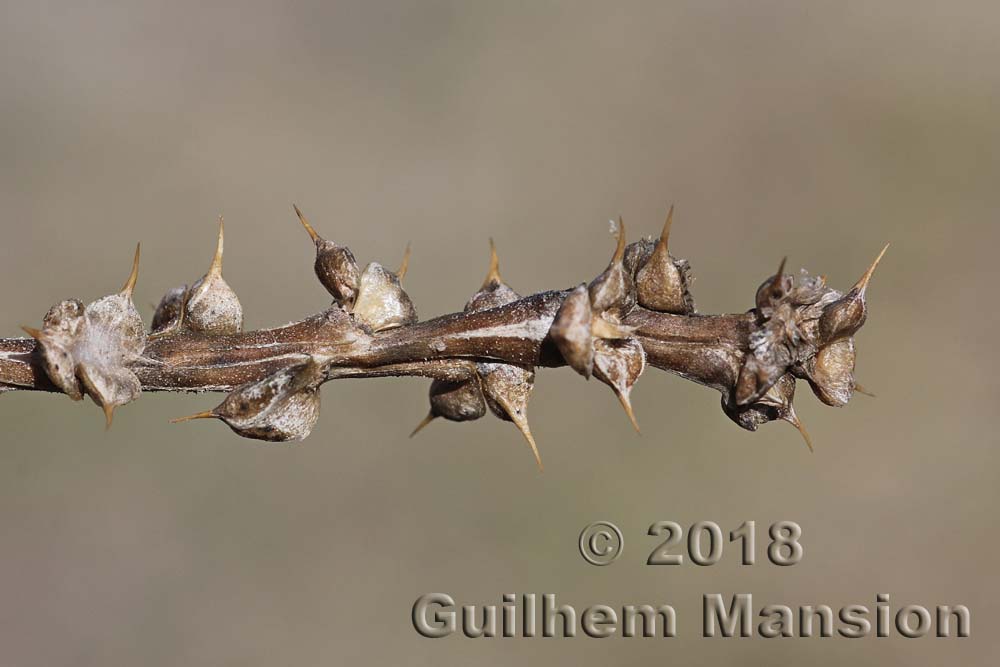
<box><xmin>0</xmin><ymin>292</ymin><xmax>750</xmax><ymax>396</ymax></box>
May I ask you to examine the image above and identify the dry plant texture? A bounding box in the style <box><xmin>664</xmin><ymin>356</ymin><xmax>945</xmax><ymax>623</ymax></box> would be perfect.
<box><xmin>0</xmin><ymin>207</ymin><xmax>885</xmax><ymax>470</ymax></box>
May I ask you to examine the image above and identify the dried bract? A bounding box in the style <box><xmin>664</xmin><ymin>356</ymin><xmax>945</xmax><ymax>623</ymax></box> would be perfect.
<box><xmin>411</xmin><ymin>378</ymin><xmax>488</xmax><ymax>436</ymax></box>
<box><xmin>352</xmin><ymin>247</ymin><xmax>417</xmax><ymax>332</ymax></box>
<box><xmin>722</xmin><ymin>373</ymin><xmax>813</xmax><ymax>451</ymax></box>
<box><xmin>592</xmin><ymin>337</ymin><xmax>646</xmax><ymax>433</ymax></box>
<box><xmin>549</xmin><ymin>284</ymin><xmax>595</xmax><ymax>378</ymax></box>
<box><xmin>26</xmin><ymin>245</ymin><xmax>147</xmax><ymax>425</ymax></box>
<box><xmin>480</xmin><ymin>362</ymin><xmax>541</xmax><ymax>470</ymax></box>
<box><xmin>151</xmin><ymin>285</ymin><xmax>187</xmax><ymax>333</ymax></box>
<box><xmin>634</xmin><ymin>207</ymin><xmax>695</xmax><ymax>314</ymax></box>
<box><xmin>172</xmin><ymin>356</ymin><xmax>327</xmax><ymax>442</ymax></box>
<box><xmin>818</xmin><ymin>244</ymin><xmax>888</xmax><ymax>344</ymax></box>
<box><xmin>294</xmin><ymin>205</ymin><xmax>361</xmax><ymax>309</ymax></box>
<box><xmin>184</xmin><ymin>217</ymin><xmax>244</xmax><ymax>335</ymax></box>
<box><xmin>588</xmin><ymin>218</ymin><xmax>635</xmax><ymax>320</ymax></box>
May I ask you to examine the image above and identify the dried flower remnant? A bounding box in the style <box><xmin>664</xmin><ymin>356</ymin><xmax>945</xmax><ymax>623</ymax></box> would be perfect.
<box><xmin>722</xmin><ymin>373</ymin><xmax>813</xmax><ymax>452</ymax></box>
<box><xmin>818</xmin><ymin>244</ymin><xmax>889</xmax><ymax>344</ymax></box>
<box><xmin>549</xmin><ymin>285</ymin><xmax>596</xmax><ymax>378</ymax></box>
<box><xmin>588</xmin><ymin>218</ymin><xmax>635</xmax><ymax>320</ymax></box>
<box><xmin>592</xmin><ymin>337</ymin><xmax>645</xmax><ymax>433</ymax></box>
<box><xmin>23</xmin><ymin>245</ymin><xmax>147</xmax><ymax>426</ymax></box>
<box><xmin>0</xmin><ymin>203</ymin><xmax>887</xmax><ymax>465</ymax></box>
<box><xmin>294</xmin><ymin>204</ymin><xmax>361</xmax><ymax>309</ymax></box>
<box><xmin>410</xmin><ymin>378</ymin><xmax>488</xmax><ymax>437</ymax></box>
<box><xmin>413</xmin><ymin>240</ymin><xmax>543</xmax><ymax>470</ymax></box>
<box><xmin>172</xmin><ymin>356</ymin><xmax>328</xmax><ymax>442</ymax></box>
<box><xmin>352</xmin><ymin>245</ymin><xmax>417</xmax><ymax>332</ymax></box>
<box><xmin>184</xmin><ymin>217</ymin><xmax>244</xmax><ymax>335</ymax></box>
<box><xmin>634</xmin><ymin>206</ymin><xmax>696</xmax><ymax>314</ymax></box>
<box><xmin>481</xmin><ymin>363</ymin><xmax>542</xmax><ymax>470</ymax></box>
<box><xmin>151</xmin><ymin>285</ymin><xmax>188</xmax><ymax>333</ymax></box>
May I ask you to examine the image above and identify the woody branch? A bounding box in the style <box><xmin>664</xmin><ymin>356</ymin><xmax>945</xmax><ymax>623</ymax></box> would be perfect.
<box><xmin>0</xmin><ymin>207</ymin><xmax>886</xmax><ymax>470</ymax></box>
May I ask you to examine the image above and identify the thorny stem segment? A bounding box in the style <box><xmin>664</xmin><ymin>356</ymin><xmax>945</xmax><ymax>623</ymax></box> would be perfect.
<box><xmin>0</xmin><ymin>207</ymin><xmax>885</xmax><ymax>466</ymax></box>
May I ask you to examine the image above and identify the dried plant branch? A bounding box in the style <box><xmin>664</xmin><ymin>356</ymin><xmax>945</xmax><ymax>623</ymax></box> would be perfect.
<box><xmin>0</xmin><ymin>208</ymin><xmax>886</xmax><ymax>468</ymax></box>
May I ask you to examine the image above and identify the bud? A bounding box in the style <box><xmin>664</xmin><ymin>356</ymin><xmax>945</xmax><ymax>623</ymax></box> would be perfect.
<box><xmin>635</xmin><ymin>206</ymin><xmax>695</xmax><ymax>314</ymax></box>
<box><xmin>588</xmin><ymin>218</ymin><xmax>635</xmax><ymax>320</ymax></box>
<box><xmin>171</xmin><ymin>357</ymin><xmax>327</xmax><ymax>442</ymax></box>
<box><xmin>294</xmin><ymin>205</ymin><xmax>361</xmax><ymax>308</ymax></box>
<box><xmin>592</xmin><ymin>337</ymin><xmax>645</xmax><ymax>432</ymax></box>
<box><xmin>25</xmin><ymin>244</ymin><xmax>147</xmax><ymax>426</ymax></box>
<box><xmin>352</xmin><ymin>246</ymin><xmax>417</xmax><ymax>332</ymax></box>
<box><xmin>185</xmin><ymin>217</ymin><xmax>244</xmax><ymax>334</ymax></box>
<box><xmin>818</xmin><ymin>244</ymin><xmax>888</xmax><ymax>343</ymax></box>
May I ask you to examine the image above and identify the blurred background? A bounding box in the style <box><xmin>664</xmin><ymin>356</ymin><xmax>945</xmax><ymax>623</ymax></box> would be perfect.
<box><xmin>1</xmin><ymin>1</ymin><xmax>997</xmax><ymax>664</ymax></box>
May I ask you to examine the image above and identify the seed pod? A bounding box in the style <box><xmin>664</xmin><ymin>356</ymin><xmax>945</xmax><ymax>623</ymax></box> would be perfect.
<box><xmin>479</xmin><ymin>362</ymin><xmax>542</xmax><ymax>471</ymax></box>
<box><xmin>25</xmin><ymin>244</ymin><xmax>147</xmax><ymax>426</ymax></box>
<box><xmin>184</xmin><ymin>217</ymin><xmax>244</xmax><ymax>335</ymax></box>
<box><xmin>635</xmin><ymin>207</ymin><xmax>696</xmax><ymax>314</ymax></box>
<box><xmin>410</xmin><ymin>378</ymin><xmax>488</xmax><ymax>436</ymax></box>
<box><xmin>818</xmin><ymin>244</ymin><xmax>888</xmax><ymax>343</ymax></box>
<box><xmin>151</xmin><ymin>285</ymin><xmax>188</xmax><ymax>333</ymax></box>
<box><xmin>588</xmin><ymin>218</ymin><xmax>635</xmax><ymax>320</ymax></box>
<box><xmin>592</xmin><ymin>337</ymin><xmax>645</xmax><ymax>432</ymax></box>
<box><xmin>172</xmin><ymin>357</ymin><xmax>327</xmax><ymax>442</ymax></box>
<box><xmin>294</xmin><ymin>205</ymin><xmax>361</xmax><ymax>309</ymax></box>
<box><xmin>722</xmin><ymin>373</ymin><xmax>813</xmax><ymax>451</ymax></box>
<box><xmin>549</xmin><ymin>284</ymin><xmax>595</xmax><ymax>378</ymax></box>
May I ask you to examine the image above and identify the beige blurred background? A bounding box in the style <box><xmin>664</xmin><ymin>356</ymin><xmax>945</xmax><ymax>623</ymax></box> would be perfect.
<box><xmin>1</xmin><ymin>1</ymin><xmax>998</xmax><ymax>664</ymax></box>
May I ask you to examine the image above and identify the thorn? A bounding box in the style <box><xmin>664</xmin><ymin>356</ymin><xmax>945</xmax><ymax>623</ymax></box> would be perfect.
<box><xmin>208</xmin><ymin>216</ymin><xmax>225</xmax><ymax>277</ymax></box>
<box><xmin>397</xmin><ymin>243</ymin><xmax>412</xmax><ymax>282</ymax></box>
<box><xmin>496</xmin><ymin>396</ymin><xmax>543</xmax><ymax>472</ymax></box>
<box><xmin>658</xmin><ymin>204</ymin><xmax>675</xmax><ymax>248</ymax></box>
<box><xmin>103</xmin><ymin>402</ymin><xmax>115</xmax><ymax>430</ymax></box>
<box><xmin>854</xmin><ymin>382</ymin><xmax>876</xmax><ymax>398</ymax></box>
<box><xmin>293</xmin><ymin>204</ymin><xmax>321</xmax><ymax>243</ymax></box>
<box><xmin>482</xmin><ymin>238</ymin><xmax>502</xmax><ymax>288</ymax></box>
<box><xmin>170</xmin><ymin>410</ymin><xmax>216</xmax><ymax>424</ymax></box>
<box><xmin>611</xmin><ymin>216</ymin><xmax>626</xmax><ymax>264</ymax></box>
<box><xmin>783</xmin><ymin>408</ymin><xmax>814</xmax><ymax>453</ymax></box>
<box><xmin>614</xmin><ymin>389</ymin><xmax>641</xmax><ymax>434</ymax></box>
<box><xmin>21</xmin><ymin>326</ymin><xmax>43</xmax><ymax>339</ymax></box>
<box><xmin>409</xmin><ymin>413</ymin><xmax>436</xmax><ymax>438</ymax></box>
<box><xmin>120</xmin><ymin>243</ymin><xmax>141</xmax><ymax>297</ymax></box>
<box><xmin>852</xmin><ymin>243</ymin><xmax>889</xmax><ymax>296</ymax></box>
<box><xmin>770</xmin><ymin>256</ymin><xmax>788</xmax><ymax>291</ymax></box>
